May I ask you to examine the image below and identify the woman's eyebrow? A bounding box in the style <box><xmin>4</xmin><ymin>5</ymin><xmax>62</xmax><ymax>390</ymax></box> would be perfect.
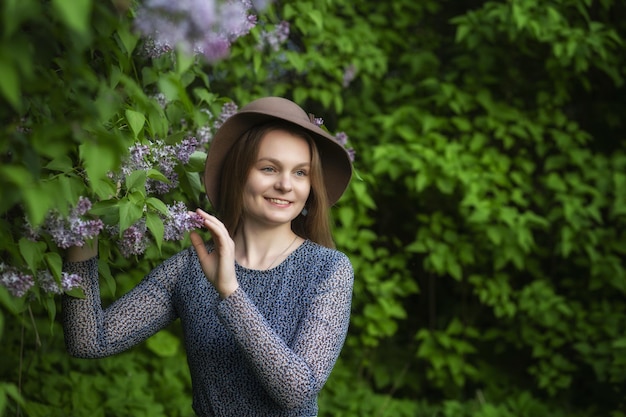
<box><xmin>256</xmin><ymin>157</ymin><xmax>310</xmax><ymax>168</ymax></box>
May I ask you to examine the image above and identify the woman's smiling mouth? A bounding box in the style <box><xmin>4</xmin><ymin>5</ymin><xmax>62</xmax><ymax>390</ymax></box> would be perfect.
<box><xmin>266</xmin><ymin>197</ymin><xmax>291</xmax><ymax>205</ymax></box>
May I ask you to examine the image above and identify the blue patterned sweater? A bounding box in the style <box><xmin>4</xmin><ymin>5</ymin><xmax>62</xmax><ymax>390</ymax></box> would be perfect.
<box><xmin>62</xmin><ymin>240</ymin><xmax>354</xmax><ymax>417</ymax></box>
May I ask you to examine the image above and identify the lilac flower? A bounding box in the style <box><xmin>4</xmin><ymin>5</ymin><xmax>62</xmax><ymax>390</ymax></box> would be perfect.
<box><xmin>342</xmin><ymin>64</ymin><xmax>356</xmax><ymax>88</ymax></box>
<box><xmin>38</xmin><ymin>270</ymin><xmax>62</xmax><ymax>294</ymax></box>
<box><xmin>196</xmin><ymin>125</ymin><xmax>213</xmax><ymax>146</ymax></box>
<box><xmin>141</xmin><ymin>37</ymin><xmax>173</xmax><ymax>59</ymax></box>
<box><xmin>134</xmin><ymin>0</ymin><xmax>263</xmax><ymax>61</ymax></box>
<box><xmin>162</xmin><ymin>202</ymin><xmax>204</xmax><ymax>241</ymax></box>
<box><xmin>346</xmin><ymin>147</ymin><xmax>356</xmax><ymax>162</ymax></box>
<box><xmin>24</xmin><ymin>218</ymin><xmax>41</xmax><ymax>241</ymax></box>
<box><xmin>214</xmin><ymin>101</ymin><xmax>238</xmax><ymax>130</ymax></box>
<box><xmin>118</xmin><ymin>219</ymin><xmax>150</xmax><ymax>258</ymax></box>
<box><xmin>335</xmin><ymin>132</ymin><xmax>355</xmax><ymax>162</ymax></box>
<box><xmin>38</xmin><ymin>197</ymin><xmax>103</xmax><ymax>249</ymax></box>
<box><xmin>152</xmin><ymin>93</ymin><xmax>169</xmax><ymax>109</ymax></box>
<box><xmin>258</xmin><ymin>21</ymin><xmax>289</xmax><ymax>52</ymax></box>
<box><xmin>312</xmin><ymin>117</ymin><xmax>324</xmax><ymax>127</ymax></box>
<box><xmin>38</xmin><ymin>270</ymin><xmax>82</xmax><ymax>294</ymax></box>
<box><xmin>219</xmin><ymin>1</ymin><xmax>253</xmax><ymax>38</ymax></box>
<box><xmin>175</xmin><ymin>136</ymin><xmax>200</xmax><ymax>164</ymax></box>
<box><xmin>251</xmin><ymin>0</ymin><xmax>271</xmax><ymax>10</ymax></box>
<box><xmin>197</xmin><ymin>35</ymin><xmax>232</xmax><ymax>62</ymax></box>
<box><xmin>61</xmin><ymin>272</ymin><xmax>83</xmax><ymax>292</ymax></box>
<box><xmin>0</xmin><ymin>265</ymin><xmax>34</xmax><ymax>297</ymax></box>
<box><xmin>121</xmin><ymin>137</ymin><xmax>200</xmax><ymax>195</ymax></box>
<box><xmin>74</xmin><ymin>196</ymin><xmax>93</xmax><ymax>216</ymax></box>
<box><xmin>335</xmin><ymin>132</ymin><xmax>348</xmax><ymax>146</ymax></box>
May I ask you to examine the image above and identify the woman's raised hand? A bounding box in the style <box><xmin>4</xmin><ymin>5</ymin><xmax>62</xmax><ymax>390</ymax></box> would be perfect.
<box><xmin>189</xmin><ymin>209</ymin><xmax>239</xmax><ymax>299</ymax></box>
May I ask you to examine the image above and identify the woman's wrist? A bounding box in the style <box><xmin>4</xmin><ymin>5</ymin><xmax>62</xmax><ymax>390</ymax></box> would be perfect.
<box><xmin>218</xmin><ymin>282</ymin><xmax>239</xmax><ymax>299</ymax></box>
<box><xmin>66</xmin><ymin>239</ymin><xmax>99</xmax><ymax>262</ymax></box>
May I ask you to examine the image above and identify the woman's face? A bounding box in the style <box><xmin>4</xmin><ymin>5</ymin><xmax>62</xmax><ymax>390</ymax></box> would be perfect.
<box><xmin>242</xmin><ymin>129</ymin><xmax>311</xmax><ymax>229</ymax></box>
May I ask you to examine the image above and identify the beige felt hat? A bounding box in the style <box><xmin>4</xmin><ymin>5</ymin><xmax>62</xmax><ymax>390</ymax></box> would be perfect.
<box><xmin>204</xmin><ymin>97</ymin><xmax>352</xmax><ymax>207</ymax></box>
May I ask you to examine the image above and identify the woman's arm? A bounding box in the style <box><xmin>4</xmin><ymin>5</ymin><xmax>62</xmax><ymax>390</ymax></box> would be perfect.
<box><xmin>62</xmin><ymin>244</ymin><xmax>185</xmax><ymax>358</ymax></box>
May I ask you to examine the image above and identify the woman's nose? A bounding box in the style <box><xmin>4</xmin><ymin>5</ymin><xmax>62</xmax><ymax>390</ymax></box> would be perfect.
<box><xmin>275</xmin><ymin>173</ymin><xmax>292</xmax><ymax>191</ymax></box>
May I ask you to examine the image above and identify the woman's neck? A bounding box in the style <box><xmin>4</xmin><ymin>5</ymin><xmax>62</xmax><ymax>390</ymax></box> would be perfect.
<box><xmin>234</xmin><ymin>224</ymin><xmax>302</xmax><ymax>270</ymax></box>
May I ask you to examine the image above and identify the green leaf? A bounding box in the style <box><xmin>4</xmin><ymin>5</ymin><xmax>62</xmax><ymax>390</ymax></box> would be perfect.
<box><xmin>125</xmin><ymin>109</ymin><xmax>146</xmax><ymax>138</ymax></box>
<box><xmin>0</xmin><ymin>56</ymin><xmax>21</xmax><ymax>110</ymax></box>
<box><xmin>99</xmin><ymin>258</ymin><xmax>116</xmax><ymax>297</ymax></box>
<box><xmin>90</xmin><ymin>199</ymin><xmax>119</xmax><ymax>217</ymax></box>
<box><xmin>52</xmin><ymin>0</ymin><xmax>92</xmax><ymax>35</ymax></box>
<box><xmin>18</xmin><ymin>238</ymin><xmax>46</xmax><ymax>274</ymax></box>
<box><xmin>146</xmin><ymin>168</ymin><xmax>169</xmax><ymax>183</ymax></box>
<box><xmin>146</xmin><ymin>212</ymin><xmax>164</xmax><ymax>251</ymax></box>
<box><xmin>187</xmin><ymin>151</ymin><xmax>208</xmax><ymax>172</ymax></box>
<box><xmin>308</xmin><ymin>9</ymin><xmax>323</xmax><ymax>29</ymax></box>
<box><xmin>44</xmin><ymin>155</ymin><xmax>74</xmax><ymax>172</ymax></box>
<box><xmin>146</xmin><ymin>330</ymin><xmax>180</xmax><ymax>357</ymax></box>
<box><xmin>44</xmin><ymin>252</ymin><xmax>63</xmax><ymax>279</ymax></box>
<box><xmin>125</xmin><ymin>170</ymin><xmax>147</xmax><ymax>194</ymax></box>
<box><xmin>79</xmin><ymin>142</ymin><xmax>117</xmax><ymax>197</ymax></box>
<box><xmin>146</xmin><ymin>197</ymin><xmax>169</xmax><ymax>215</ymax></box>
<box><xmin>119</xmin><ymin>199</ymin><xmax>144</xmax><ymax>233</ymax></box>
<box><xmin>116</xmin><ymin>26</ymin><xmax>138</xmax><ymax>57</ymax></box>
<box><xmin>64</xmin><ymin>287</ymin><xmax>86</xmax><ymax>299</ymax></box>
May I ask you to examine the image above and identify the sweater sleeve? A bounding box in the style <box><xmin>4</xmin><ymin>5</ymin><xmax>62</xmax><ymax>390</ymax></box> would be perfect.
<box><xmin>216</xmin><ymin>253</ymin><xmax>354</xmax><ymax>409</ymax></box>
<box><xmin>61</xmin><ymin>252</ymin><xmax>185</xmax><ymax>358</ymax></box>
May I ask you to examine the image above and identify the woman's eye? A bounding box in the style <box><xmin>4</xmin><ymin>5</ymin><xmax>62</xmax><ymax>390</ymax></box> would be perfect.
<box><xmin>295</xmin><ymin>170</ymin><xmax>308</xmax><ymax>177</ymax></box>
<box><xmin>261</xmin><ymin>166</ymin><xmax>276</xmax><ymax>173</ymax></box>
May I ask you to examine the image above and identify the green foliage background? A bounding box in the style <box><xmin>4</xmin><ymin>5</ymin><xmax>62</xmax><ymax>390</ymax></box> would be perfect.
<box><xmin>1</xmin><ymin>0</ymin><xmax>625</xmax><ymax>416</ymax></box>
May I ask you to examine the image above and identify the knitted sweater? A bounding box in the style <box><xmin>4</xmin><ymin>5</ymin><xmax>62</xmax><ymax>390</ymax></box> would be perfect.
<box><xmin>62</xmin><ymin>240</ymin><xmax>354</xmax><ymax>417</ymax></box>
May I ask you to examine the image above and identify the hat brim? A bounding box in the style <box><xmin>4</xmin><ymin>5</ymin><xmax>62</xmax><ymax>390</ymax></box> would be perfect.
<box><xmin>204</xmin><ymin>97</ymin><xmax>352</xmax><ymax>208</ymax></box>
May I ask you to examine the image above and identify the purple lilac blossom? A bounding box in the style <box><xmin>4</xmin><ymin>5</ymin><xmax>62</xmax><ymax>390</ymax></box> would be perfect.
<box><xmin>346</xmin><ymin>147</ymin><xmax>356</xmax><ymax>162</ymax></box>
<box><xmin>214</xmin><ymin>101</ymin><xmax>238</xmax><ymax>130</ymax></box>
<box><xmin>121</xmin><ymin>137</ymin><xmax>199</xmax><ymax>194</ymax></box>
<box><xmin>163</xmin><ymin>202</ymin><xmax>205</xmax><ymax>241</ymax></box>
<box><xmin>38</xmin><ymin>270</ymin><xmax>83</xmax><ymax>294</ymax></box>
<box><xmin>0</xmin><ymin>265</ymin><xmax>35</xmax><ymax>297</ymax></box>
<box><xmin>258</xmin><ymin>21</ymin><xmax>289</xmax><ymax>52</ymax></box>
<box><xmin>141</xmin><ymin>37</ymin><xmax>173</xmax><ymax>59</ymax></box>
<box><xmin>196</xmin><ymin>125</ymin><xmax>213</xmax><ymax>146</ymax></box>
<box><xmin>61</xmin><ymin>272</ymin><xmax>83</xmax><ymax>292</ymax></box>
<box><xmin>335</xmin><ymin>132</ymin><xmax>348</xmax><ymax>146</ymax></box>
<box><xmin>175</xmin><ymin>136</ymin><xmax>200</xmax><ymax>164</ymax></box>
<box><xmin>251</xmin><ymin>0</ymin><xmax>271</xmax><ymax>9</ymax></box>
<box><xmin>38</xmin><ymin>270</ymin><xmax>62</xmax><ymax>294</ymax></box>
<box><xmin>134</xmin><ymin>0</ymin><xmax>261</xmax><ymax>61</ymax></box>
<box><xmin>342</xmin><ymin>64</ymin><xmax>356</xmax><ymax>88</ymax></box>
<box><xmin>118</xmin><ymin>220</ymin><xmax>150</xmax><ymax>258</ymax></box>
<box><xmin>42</xmin><ymin>197</ymin><xmax>103</xmax><ymax>249</ymax></box>
<box><xmin>335</xmin><ymin>132</ymin><xmax>355</xmax><ymax>162</ymax></box>
<box><xmin>24</xmin><ymin>218</ymin><xmax>40</xmax><ymax>241</ymax></box>
<box><xmin>152</xmin><ymin>93</ymin><xmax>169</xmax><ymax>108</ymax></box>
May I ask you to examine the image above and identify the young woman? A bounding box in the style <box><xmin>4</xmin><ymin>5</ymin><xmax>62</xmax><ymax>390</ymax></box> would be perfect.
<box><xmin>62</xmin><ymin>97</ymin><xmax>354</xmax><ymax>417</ymax></box>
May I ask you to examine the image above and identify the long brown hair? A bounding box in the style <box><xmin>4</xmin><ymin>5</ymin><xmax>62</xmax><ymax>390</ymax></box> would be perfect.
<box><xmin>215</xmin><ymin>121</ymin><xmax>335</xmax><ymax>248</ymax></box>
